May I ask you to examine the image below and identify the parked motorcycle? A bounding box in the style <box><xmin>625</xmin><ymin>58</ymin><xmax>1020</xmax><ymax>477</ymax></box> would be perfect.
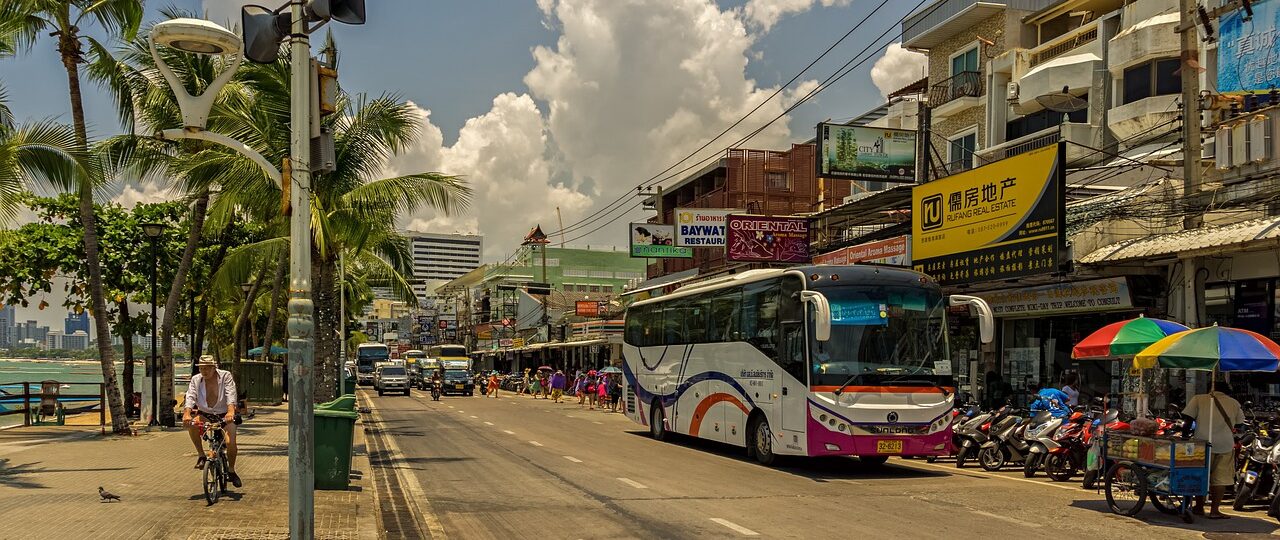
<box><xmin>1023</xmin><ymin>410</ymin><xmax>1066</xmax><ymax>477</ymax></box>
<box><xmin>1235</xmin><ymin>419</ymin><xmax>1274</xmax><ymax>511</ymax></box>
<box><xmin>1043</xmin><ymin>410</ymin><xmax>1095</xmax><ymax>482</ymax></box>
<box><xmin>978</xmin><ymin>409</ymin><xmax>1032</xmax><ymax>471</ymax></box>
<box><xmin>953</xmin><ymin>404</ymin><xmax>994</xmax><ymax>468</ymax></box>
<box><xmin>1081</xmin><ymin>408</ymin><xmax>1129</xmax><ymax>489</ymax></box>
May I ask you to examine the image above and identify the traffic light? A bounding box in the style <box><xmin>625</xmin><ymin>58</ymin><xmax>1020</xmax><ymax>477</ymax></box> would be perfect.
<box><xmin>241</xmin><ymin>1</ymin><xmax>366</xmax><ymax>64</ymax></box>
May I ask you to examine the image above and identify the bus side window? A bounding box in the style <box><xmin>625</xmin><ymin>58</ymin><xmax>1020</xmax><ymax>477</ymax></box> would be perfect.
<box><xmin>779</xmin><ymin>323</ymin><xmax>807</xmax><ymax>384</ymax></box>
<box><xmin>742</xmin><ymin>279</ymin><xmax>779</xmax><ymax>359</ymax></box>
<box><xmin>710</xmin><ymin>289</ymin><xmax>740</xmax><ymax>341</ymax></box>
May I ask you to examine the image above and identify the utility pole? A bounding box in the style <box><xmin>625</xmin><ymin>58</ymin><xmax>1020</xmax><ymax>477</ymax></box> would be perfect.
<box><xmin>285</xmin><ymin>1</ymin><xmax>316</xmax><ymax>535</ymax></box>
<box><xmin>1179</xmin><ymin>0</ymin><xmax>1204</xmax><ymax>229</ymax></box>
<box><xmin>337</xmin><ymin>249</ymin><xmax>345</xmax><ymax>399</ymax></box>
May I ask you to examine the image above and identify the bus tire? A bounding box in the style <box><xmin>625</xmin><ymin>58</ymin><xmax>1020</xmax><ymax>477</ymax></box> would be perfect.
<box><xmin>649</xmin><ymin>402</ymin><xmax>668</xmax><ymax>441</ymax></box>
<box><xmin>750</xmin><ymin>415</ymin><xmax>777</xmax><ymax>466</ymax></box>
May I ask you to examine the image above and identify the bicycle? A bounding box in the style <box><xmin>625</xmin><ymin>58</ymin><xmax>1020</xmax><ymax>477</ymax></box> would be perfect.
<box><xmin>196</xmin><ymin>414</ymin><xmax>232</xmax><ymax>505</ymax></box>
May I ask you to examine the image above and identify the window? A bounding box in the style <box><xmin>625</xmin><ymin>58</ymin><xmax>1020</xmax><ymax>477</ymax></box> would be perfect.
<box><xmin>589</xmin><ymin>271</ymin><xmax>614</xmax><ymax>279</ymax></box>
<box><xmin>564</xmin><ymin>268</ymin><xmax>590</xmax><ymax>277</ymax></box>
<box><xmin>590</xmin><ymin>285</ymin><xmax>601</xmax><ymax>293</ymax></box>
<box><xmin>1006</xmin><ymin>100</ymin><xmax>1088</xmax><ymax>140</ymax></box>
<box><xmin>766</xmin><ymin>172</ymin><xmax>790</xmax><ymax>190</ymax></box>
<box><xmin>709</xmin><ymin>289</ymin><xmax>741</xmax><ymax>341</ymax></box>
<box><xmin>951</xmin><ymin>45</ymin><xmax>978</xmax><ymax>76</ymax></box>
<box><xmin>948</xmin><ymin>131</ymin><xmax>977</xmax><ymax>170</ymax></box>
<box><xmin>1122</xmin><ymin>59</ymin><xmax>1180</xmax><ymax>104</ymax></box>
<box><xmin>741</xmin><ymin>279</ymin><xmax>780</xmax><ymax>361</ymax></box>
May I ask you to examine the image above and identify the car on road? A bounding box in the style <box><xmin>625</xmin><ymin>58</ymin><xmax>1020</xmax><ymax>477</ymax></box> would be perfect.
<box><xmin>442</xmin><ymin>369</ymin><xmax>474</xmax><ymax>396</ymax></box>
<box><xmin>374</xmin><ymin>365</ymin><xmax>411</xmax><ymax>396</ymax></box>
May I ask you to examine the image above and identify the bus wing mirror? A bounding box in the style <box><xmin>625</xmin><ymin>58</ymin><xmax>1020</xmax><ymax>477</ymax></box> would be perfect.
<box><xmin>949</xmin><ymin>295</ymin><xmax>994</xmax><ymax>344</ymax></box>
<box><xmin>801</xmin><ymin>291</ymin><xmax>831</xmax><ymax>342</ymax></box>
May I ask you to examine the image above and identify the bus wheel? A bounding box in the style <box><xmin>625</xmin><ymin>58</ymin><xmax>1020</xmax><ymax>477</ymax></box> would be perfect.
<box><xmin>751</xmin><ymin>416</ymin><xmax>776</xmax><ymax>466</ymax></box>
<box><xmin>649</xmin><ymin>403</ymin><xmax>668</xmax><ymax>441</ymax></box>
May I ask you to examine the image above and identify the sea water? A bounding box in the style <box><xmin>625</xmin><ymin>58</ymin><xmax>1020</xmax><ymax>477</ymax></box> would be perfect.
<box><xmin>0</xmin><ymin>358</ymin><xmax>186</xmax><ymax>428</ymax></box>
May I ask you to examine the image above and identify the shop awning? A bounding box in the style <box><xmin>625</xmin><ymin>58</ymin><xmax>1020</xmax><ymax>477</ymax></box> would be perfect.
<box><xmin>1080</xmin><ymin>215</ymin><xmax>1280</xmax><ymax>264</ymax></box>
<box><xmin>551</xmin><ymin>338</ymin><xmax>608</xmax><ymax>348</ymax></box>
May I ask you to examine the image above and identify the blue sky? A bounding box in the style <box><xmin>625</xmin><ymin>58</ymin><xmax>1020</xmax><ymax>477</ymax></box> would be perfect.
<box><xmin>2</xmin><ymin>0</ymin><xmax>925</xmax><ymax>331</ymax></box>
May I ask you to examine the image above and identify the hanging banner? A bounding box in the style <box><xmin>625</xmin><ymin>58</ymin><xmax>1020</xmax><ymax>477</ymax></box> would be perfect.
<box><xmin>976</xmin><ymin>278</ymin><xmax>1133</xmax><ymax>317</ymax></box>
<box><xmin>725</xmin><ymin>215</ymin><xmax>811</xmax><ymax>263</ymax></box>
<box><xmin>675</xmin><ymin>208</ymin><xmax>736</xmax><ymax>247</ymax></box>
<box><xmin>813</xmin><ymin>235</ymin><xmax>911</xmax><ymax>266</ymax></box>
<box><xmin>629</xmin><ymin>223</ymin><xmax>693</xmax><ymax>258</ymax></box>
<box><xmin>817</xmin><ymin>123</ymin><xmax>916</xmax><ymax>182</ymax></box>
<box><xmin>911</xmin><ymin>144</ymin><xmax>1065</xmax><ymax>286</ymax></box>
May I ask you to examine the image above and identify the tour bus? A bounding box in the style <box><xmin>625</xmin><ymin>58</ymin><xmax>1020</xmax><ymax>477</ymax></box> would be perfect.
<box><xmin>428</xmin><ymin>345</ymin><xmax>470</xmax><ymax>370</ymax></box>
<box><xmin>355</xmin><ymin>343</ymin><xmax>391</xmax><ymax>386</ymax></box>
<box><xmin>405</xmin><ymin>349</ymin><xmax>427</xmax><ymax>386</ymax></box>
<box><xmin>621</xmin><ymin>266</ymin><xmax>993</xmax><ymax>465</ymax></box>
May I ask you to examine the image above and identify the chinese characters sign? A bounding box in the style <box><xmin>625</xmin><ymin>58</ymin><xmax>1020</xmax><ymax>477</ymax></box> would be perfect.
<box><xmin>629</xmin><ymin>223</ymin><xmax>693</xmax><ymax>258</ymax></box>
<box><xmin>817</xmin><ymin>123</ymin><xmax>917</xmax><ymax>182</ymax></box>
<box><xmin>725</xmin><ymin>215</ymin><xmax>811</xmax><ymax>263</ymax></box>
<box><xmin>813</xmin><ymin>235</ymin><xmax>910</xmax><ymax>266</ymax></box>
<box><xmin>911</xmin><ymin>144</ymin><xmax>1064</xmax><ymax>285</ymax></box>
<box><xmin>976</xmin><ymin>278</ymin><xmax>1132</xmax><ymax>317</ymax></box>
<box><xmin>1220</xmin><ymin>1</ymin><xmax>1280</xmax><ymax>93</ymax></box>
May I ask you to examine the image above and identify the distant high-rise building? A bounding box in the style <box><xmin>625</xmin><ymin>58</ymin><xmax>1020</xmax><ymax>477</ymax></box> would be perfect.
<box><xmin>65</xmin><ymin>310</ymin><xmax>90</xmax><ymax>335</ymax></box>
<box><xmin>0</xmin><ymin>304</ymin><xmax>14</xmax><ymax>348</ymax></box>
<box><xmin>61</xmin><ymin>330</ymin><xmax>89</xmax><ymax>351</ymax></box>
<box><xmin>406</xmin><ymin>232</ymin><xmax>483</xmax><ymax>302</ymax></box>
<box><xmin>45</xmin><ymin>330</ymin><xmax>63</xmax><ymax>350</ymax></box>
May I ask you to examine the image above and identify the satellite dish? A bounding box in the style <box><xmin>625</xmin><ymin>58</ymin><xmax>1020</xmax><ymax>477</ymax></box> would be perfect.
<box><xmin>1036</xmin><ymin>85</ymin><xmax>1088</xmax><ymax>113</ymax></box>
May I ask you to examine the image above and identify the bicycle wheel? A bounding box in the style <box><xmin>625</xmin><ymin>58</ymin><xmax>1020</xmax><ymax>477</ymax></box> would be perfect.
<box><xmin>1105</xmin><ymin>462</ymin><xmax>1147</xmax><ymax>516</ymax></box>
<box><xmin>219</xmin><ymin>452</ymin><xmax>229</xmax><ymax>493</ymax></box>
<box><xmin>1149</xmin><ymin>493</ymin><xmax>1181</xmax><ymax>515</ymax></box>
<box><xmin>203</xmin><ymin>457</ymin><xmax>220</xmax><ymax>504</ymax></box>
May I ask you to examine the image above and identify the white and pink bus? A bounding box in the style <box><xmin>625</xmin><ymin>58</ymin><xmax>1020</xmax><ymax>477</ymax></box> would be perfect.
<box><xmin>622</xmin><ymin>266</ymin><xmax>993</xmax><ymax>465</ymax></box>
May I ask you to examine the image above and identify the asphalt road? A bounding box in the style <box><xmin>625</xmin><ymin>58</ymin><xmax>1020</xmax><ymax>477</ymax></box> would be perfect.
<box><xmin>362</xmin><ymin>388</ymin><xmax>1280</xmax><ymax>539</ymax></box>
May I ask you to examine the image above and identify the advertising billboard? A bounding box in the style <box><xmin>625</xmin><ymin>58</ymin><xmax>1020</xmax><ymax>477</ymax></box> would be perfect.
<box><xmin>726</xmin><ymin>215</ymin><xmax>810</xmax><ymax>263</ymax></box>
<box><xmin>575</xmin><ymin>300</ymin><xmax>607</xmax><ymax>317</ymax></box>
<box><xmin>813</xmin><ymin>235</ymin><xmax>910</xmax><ymax>266</ymax></box>
<box><xmin>1219</xmin><ymin>1</ymin><xmax>1280</xmax><ymax>93</ymax></box>
<box><xmin>817</xmin><ymin>123</ymin><xmax>916</xmax><ymax>182</ymax></box>
<box><xmin>911</xmin><ymin>144</ymin><xmax>1064</xmax><ymax>286</ymax></box>
<box><xmin>674</xmin><ymin>208</ymin><xmax>736</xmax><ymax>247</ymax></box>
<box><xmin>629</xmin><ymin>223</ymin><xmax>693</xmax><ymax>258</ymax></box>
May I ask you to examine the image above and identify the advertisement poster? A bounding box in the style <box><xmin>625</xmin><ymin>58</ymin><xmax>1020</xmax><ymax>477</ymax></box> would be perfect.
<box><xmin>725</xmin><ymin>215</ymin><xmax>810</xmax><ymax>263</ymax></box>
<box><xmin>817</xmin><ymin>123</ymin><xmax>916</xmax><ymax>182</ymax></box>
<box><xmin>813</xmin><ymin>235</ymin><xmax>910</xmax><ymax>266</ymax></box>
<box><xmin>629</xmin><ymin>223</ymin><xmax>693</xmax><ymax>258</ymax></box>
<box><xmin>674</xmin><ymin>208</ymin><xmax>736</xmax><ymax>247</ymax></box>
<box><xmin>911</xmin><ymin>144</ymin><xmax>1064</xmax><ymax>286</ymax></box>
<box><xmin>1219</xmin><ymin>1</ymin><xmax>1280</xmax><ymax>93</ymax></box>
<box><xmin>575</xmin><ymin>300</ymin><xmax>607</xmax><ymax>317</ymax></box>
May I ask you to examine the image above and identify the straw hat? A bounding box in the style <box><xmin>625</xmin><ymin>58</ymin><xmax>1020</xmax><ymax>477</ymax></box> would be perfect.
<box><xmin>197</xmin><ymin>355</ymin><xmax>218</xmax><ymax>367</ymax></box>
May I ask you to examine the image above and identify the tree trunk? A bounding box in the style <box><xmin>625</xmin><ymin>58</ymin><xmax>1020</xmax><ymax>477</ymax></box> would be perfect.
<box><xmin>262</xmin><ymin>253</ymin><xmax>288</xmax><ymax>362</ymax></box>
<box><xmin>194</xmin><ymin>227</ymin><xmax>234</xmax><ymax>361</ymax></box>
<box><xmin>159</xmin><ymin>190</ymin><xmax>210</xmax><ymax>427</ymax></box>
<box><xmin>119</xmin><ymin>300</ymin><xmax>135</xmax><ymax>419</ymax></box>
<box><xmin>311</xmin><ymin>252</ymin><xmax>340</xmax><ymax>401</ymax></box>
<box><xmin>232</xmin><ymin>265</ymin><xmax>268</xmax><ymax>378</ymax></box>
<box><xmin>60</xmin><ymin>28</ymin><xmax>129</xmax><ymax>434</ymax></box>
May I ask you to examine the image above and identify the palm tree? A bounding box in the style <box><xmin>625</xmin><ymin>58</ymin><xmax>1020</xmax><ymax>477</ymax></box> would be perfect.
<box><xmin>0</xmin><ymin>89</ymin><xmax>83</xmax><ymax>222</ymax></box>
<box><xmin>3</xmin><ymin>0</ymin><xmax>143</xmax><ymax>433</ymax></box>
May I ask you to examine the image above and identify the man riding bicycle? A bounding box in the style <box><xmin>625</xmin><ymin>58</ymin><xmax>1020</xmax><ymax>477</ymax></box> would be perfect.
<box><xmin>183</xmin><ymin>355</ymin><xmax>242</xmax><ymax>488</ymax></box>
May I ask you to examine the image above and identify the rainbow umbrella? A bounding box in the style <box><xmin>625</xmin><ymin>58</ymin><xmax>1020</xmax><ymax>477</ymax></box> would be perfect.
<box><xmin>1072</xmin><ymin>316</ymin><xmax>1190</xmax><ymax>359</ymax></box>
<box><xmin>1133</xmin><ymin>325</ymin><xmax>1280</xmax><ymax>372</ymax></box>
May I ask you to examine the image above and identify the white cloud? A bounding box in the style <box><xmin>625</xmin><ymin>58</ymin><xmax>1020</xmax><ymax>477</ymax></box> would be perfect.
<box><xmin>201</xmin><ymin>0</ymin><xmax>254</xmax><ymax>29</ymax></box>
<box><xmin>870</xmin><ymin>43</ymin><xmax>927</xmax><ymax>101</ymax></box>
<box><xmin>742</xmin><ymin>0</ymin><xmax>852</xmax><ymax>31</ymax></box>
<box><xmin>114</xmin><ymin>182</ymin><xmax>176</xmax><ymax>208</ymax></box>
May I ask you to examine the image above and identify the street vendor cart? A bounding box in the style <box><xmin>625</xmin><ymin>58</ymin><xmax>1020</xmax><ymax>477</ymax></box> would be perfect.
<box><xmin>1102</xmin><ymin>431</ymin><xmax>1208</xmax><ymax>522</ymax></box>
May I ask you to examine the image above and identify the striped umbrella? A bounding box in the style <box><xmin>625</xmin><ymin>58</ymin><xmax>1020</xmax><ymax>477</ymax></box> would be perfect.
<box><xmin>1134</xmin><ymin>325</ymin><xmax>1280</xmax><ymax>372</ymax></box>
<box><xmin>1072</xmin><ymin>316</ymin><xmax>1190</xmax><ymax>359</ymax></box>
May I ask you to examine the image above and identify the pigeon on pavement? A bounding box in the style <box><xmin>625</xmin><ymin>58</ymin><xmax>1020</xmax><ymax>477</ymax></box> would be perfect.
<box><xmin>98</xmin><ymin>486</ymin><xmax>121</xmax><ymax>502</ymax></box>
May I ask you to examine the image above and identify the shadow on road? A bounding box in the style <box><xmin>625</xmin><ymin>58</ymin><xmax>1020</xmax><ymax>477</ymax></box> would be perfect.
<box><xmin>1068</xmin><ymin>499</ymin><xmax>1280</xmax><ymax>535</ymax></box>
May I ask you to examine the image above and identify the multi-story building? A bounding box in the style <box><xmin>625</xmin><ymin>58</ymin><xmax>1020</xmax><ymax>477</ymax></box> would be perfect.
<box><xmin>0</xmin><ymin>304</ymin><xmax>14</xmax><ymax>348</ymax></box>
<box><xmin>14</xmin><ymin>320</ymin><xmax>49</xmax><ymax>346</ymax></box>
<box><xmin>64</xmin><ymin>310</ymin><xmax>90</xmax><ymax>335</ymax></box>
<box><xmin>61</xmin><ymin>330</ymin><xmax>89</xmax><ymax>351</ymax></box>
<box><xmin>44</xmin><ymin>330</ymin><xmax>63</xmax><ymax>350</ymax></box>
<box><xmin>406</xmin><ymin>231</ymin><xmax>483</xmax><ymax>303</ymax></box>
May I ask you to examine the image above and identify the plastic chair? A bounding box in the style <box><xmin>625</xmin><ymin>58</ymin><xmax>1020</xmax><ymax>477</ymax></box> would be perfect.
<box><xmin>30</xmin><ymin>380</ymin><xmax>65</xmax><ymax>426</ymax></box>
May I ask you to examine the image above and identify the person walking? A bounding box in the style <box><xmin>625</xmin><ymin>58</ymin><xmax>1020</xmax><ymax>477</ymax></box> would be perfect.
<box><xmin>596</xmin><ymin>373</ymin><xmax>609</xmax><ymax>411</ymax></box>
<box><xmin>574</xmin><ymin>371</ymin><xmax>586</xmax><ymax>407</ymax></box>
<box><xmin>609</xmin><ymin>374</ymin><xmax>622</xmax><ymax>412</ymax></box>
<box><xmin>550</xmin><ymin>370</ymin><xmax>566</xmax><ymax>403</ymax></box>
<box><xmin>522</xmin><ymin>368</ymin><xmax>532</xmax><ymax>397</ymax></box>
<box><xmin>586</xmin><ymin>371</ymin><xmax>599</xmax><ymax>410</ymax></box>
<box><xmin>540</xmin><ymin>372</ymin><xmax>551</xmax><ymax>399</ymax></box>
<box><xmin>1183</xmin><ymin>380</ymin><xmax>1244</xmax><ymax>519</ymax></box>
<box><xmin>487</xmin><ymin>372</ymin><xmax>500</xmax><ymax>398</ymax></box>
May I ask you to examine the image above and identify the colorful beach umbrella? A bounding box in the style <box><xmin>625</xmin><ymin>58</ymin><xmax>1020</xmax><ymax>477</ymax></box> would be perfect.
<box><xmin>1072</xmin><ymin>317</ymin><xmax>1190</xmax><ymax>359</ymax></box>
<box><xmin>1133</xmin><ymin>325</ymin><xmax>1280</xmax><ymax>372</ymax></box>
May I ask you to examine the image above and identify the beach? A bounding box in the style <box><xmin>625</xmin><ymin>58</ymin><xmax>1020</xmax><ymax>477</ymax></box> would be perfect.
<box><xmin>0</xmin><ymin>358</ymin><xmax>185</xmax><ymax>428</ymax></box>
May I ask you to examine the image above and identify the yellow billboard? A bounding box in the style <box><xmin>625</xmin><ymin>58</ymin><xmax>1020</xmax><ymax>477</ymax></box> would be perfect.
<box><xmin>911</xmin><ymin>144</ymin><xmax>1064</xmax><ymax>285</ymax></box>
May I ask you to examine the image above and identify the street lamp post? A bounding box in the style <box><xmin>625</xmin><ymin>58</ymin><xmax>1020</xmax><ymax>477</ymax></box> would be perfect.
<box><xmin>141</xmin><ymin>223</ymin><xmax>166</xmax><ymax>427</ymax></box>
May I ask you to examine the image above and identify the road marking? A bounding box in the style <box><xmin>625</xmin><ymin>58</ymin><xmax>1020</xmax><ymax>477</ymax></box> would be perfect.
<box><xmin>503</xmin><ymin>430</ymin><xmax>515</xmax><ymax>435</ymax></box>
<box><xmin>470</xmin><ymin>415</ymin><xmax>478</xmax><ymax>419</ymax></box>
<box><xmin>447</xmin><ymin>405</ymin><xmax>454</xmax><ymax>409</ymax></box>
<box><xmin>484</xmin><ymin>421</ymin><xmax>494</xmax><ymax>426</ymax></box>
<box><xmin>361</xmin><ymin>393</ymin><xmax>448</xmax><ymax>539</ymax></box>
<box><xmin>529</xmin><ymin>441</ymin><xmax>543</xmax><ymax>447</ymax></box>
<box><xmin>617</xmin><ymin>477</ymin><xmax>648</xmax><ymax>489</ymax></box>
<box><xmin>563</xmin><ymin>456</ymin><xmax>583</xmax><ymax>463</ymax></box>
<box><xmin>709</xmin><ymin>518</ymin><xmax>758</xmax><ymax>536</ymax></box>
<box><xmin>593</xmin><ymin>421</ymin><xmax>603</xmax><ymax>425</ymax></box>
<box><xmin>970</xmin><ymin>510</ymin><xmax>1041</xmax><ymax>528</ymax></box>
<box><xmin>898</xmin><ymin>459</ymin><xmax>1082</xmax><ymax>492</ymax></box>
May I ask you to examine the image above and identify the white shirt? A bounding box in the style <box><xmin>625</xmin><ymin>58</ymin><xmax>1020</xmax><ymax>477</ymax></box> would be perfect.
<box><xmin>1183</xmin><ymin>391</ymin><xmax>1244</xmax><ymax>454</ymax></box>
<box><xmin>185</xmin><ymin>369</ymin><xmax>237</xmax><ymax>415</ymax></box>
<box><xmin>1062</xmin><ymin>385</ymin><xmax>1080</xmax><ymax>407</ymax></box>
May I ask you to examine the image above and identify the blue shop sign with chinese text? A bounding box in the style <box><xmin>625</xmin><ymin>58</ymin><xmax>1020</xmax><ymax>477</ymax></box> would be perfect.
<box><xmin>1220</xmin><ymin>0</ymin><xmax>1280</xmax><ymax>93</ymax></box>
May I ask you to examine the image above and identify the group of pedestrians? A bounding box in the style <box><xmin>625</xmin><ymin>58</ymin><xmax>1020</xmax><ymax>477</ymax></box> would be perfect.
<box><xmin>517</xmin><ymin>367</ymin><xmax>622</xmax><ymax>411</ymax></box>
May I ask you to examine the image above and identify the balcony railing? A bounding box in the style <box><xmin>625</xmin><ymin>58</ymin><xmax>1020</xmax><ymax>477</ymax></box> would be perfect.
<box><xmin>929</xmin><ymin>71</ymin><xmax>984</xmax><ymax>107</ymax></box>
<box><xmin>1028</xmin><ymin>23</ymin><xmax>1099</xmax><ymax>68</ymax></box>
<box><xmin>977</xmin><ymin>128</ymin><xmax>1061</xmax><ymax>165</ymax></box>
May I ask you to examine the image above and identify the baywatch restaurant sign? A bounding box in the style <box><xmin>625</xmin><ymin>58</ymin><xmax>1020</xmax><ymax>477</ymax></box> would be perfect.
<box><xmin>813</xmin><ymin>235</ymin><xmax>910</xmax><ymax>266</ymax></box>
<box><xmin>675</xmin><ymin>208</ymin><xmax>736</xmax><ymax>247</ymax></box>
<box><xmin>911</xmin><ymin>144</ymin><xmax>1065</xmax><ymax>286</ymax></box>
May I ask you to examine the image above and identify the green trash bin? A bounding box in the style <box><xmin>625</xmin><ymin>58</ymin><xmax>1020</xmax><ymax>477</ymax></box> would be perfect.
<box><xmin>318</xmin><ymin>394</ymin><xmax>357</xmax><ymax>412</ymax></box>
<box><xmin>343</xmin><ymin>376</ymin><xmax>356</xmax><ymax>395</ymax></box>
<box><xmin>314</xmin><ymin>408</ymin><xmax>358</xmax><ymax>490</ymax></box>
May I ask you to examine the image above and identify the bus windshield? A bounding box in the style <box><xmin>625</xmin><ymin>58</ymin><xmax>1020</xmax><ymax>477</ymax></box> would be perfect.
<box><xmin>810</xmin><ymin>285</ymin><xmax>947</xmax><ymax>387</ymax></box>
<box><xmin>435</xmin><ymin>346</ymin><xmax>467</xmax><ymax>357</ymax></box>
<box><xmin>356</xmin><ymin>345</ymin><xmax>390</xmax><ymax>372</ymax></box>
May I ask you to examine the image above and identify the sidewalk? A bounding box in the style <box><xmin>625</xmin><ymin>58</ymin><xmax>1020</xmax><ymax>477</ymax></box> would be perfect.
<box><xmin>0</xmin><ymin>405</ymin><xmax>379</xmax><ymax>540</ymax></box>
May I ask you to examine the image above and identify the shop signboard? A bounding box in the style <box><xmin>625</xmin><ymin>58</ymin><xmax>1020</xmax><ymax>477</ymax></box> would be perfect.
<box><xmin>725</xmin><ymin>215</ymin><xmax>810</xmax><ymax>263</ymax></box>
<box><xmin>575</xmin><ymin>300</ymin><xmax>608</xmax><ymax>317</ymax></box>
<box><xmin>512</xmin><ymin>338</ymin><xmax>526</xmax><ymax>348</ymax></box>
<box><xmin>674</xmin><ymin>208</ymin><xmax>736</xmax><ymax>247</ymax></box>
<box><xmin>629</xmin><ymin>223</ymin><xmax>693</xmax><ymax>258</ymax></box>
<box><xmin>816</xmin><ymin>123</ymin><xmax>916</xmax><ymax>182</ymax></box>
<box><xmin>911</xmin><ymin>144</ymin><xmax>1065</xmax><ymax>286</ymax></box>
<box><xmin>813</xmin><ymin>235</ymin><xmax>911</xmax><ymax>266</ymax></box>
<box><xmin>500</xmin><ymin>338</ymin><xmax>514</xmax><ymax>347</ymax></box>
<box><xmin>1219</xmin><ymin>2</ymin><xmax>1280</xmax><ymax>93</ymax></box>
<box><xmin>975</xmin><ymin>277</ymin><xmax>1132</xmax><ymax>317</ymax></box>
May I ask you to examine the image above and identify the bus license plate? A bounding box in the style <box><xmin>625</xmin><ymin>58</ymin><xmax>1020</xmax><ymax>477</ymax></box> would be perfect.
<box><xmin>876</xmin><ymin>440</ymin><xmax>904</xmax><ymax>454</ymax></box>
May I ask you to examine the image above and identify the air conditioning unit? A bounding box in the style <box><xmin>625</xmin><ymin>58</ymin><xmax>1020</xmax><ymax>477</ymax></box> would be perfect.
<box><xmin>1006</xmin><ymin>82</ymin><xmax>1020</xmax><ymax>101</ymax></box>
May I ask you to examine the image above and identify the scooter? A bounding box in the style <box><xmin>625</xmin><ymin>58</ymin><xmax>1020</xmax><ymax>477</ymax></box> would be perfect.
<box><xmin>1081</xmin><ymin>408</ymin><xmax>1129</xmax><ymax>489</ymax></box>
<box><xmin>1235</xmin><ymin>420</ymin><xmax>1274</xmax><ymax>511</ymax></box>
<box><xmin>953</xmin><ymin>405</ymin><xmax>994</xmax><ymax>468</ymax></box>
<box><xmin>978</xmin><ymin>410</ymin><xmax>1033</xmax><ymax>471</ymax></box>
<box><xmin>1043</xmin><ymin>411</ymin><xmax>1093</xmax><ymax>482</ymax></box>
<box><xmin>1024</xmin><ymin>410</ymin><xmax>1068</xmax><ymax>478</ymax></box>
<box><xmin>431</xmin><ymin>380</ymin><xmax>442</xmax><ymax>401</ymax></box>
